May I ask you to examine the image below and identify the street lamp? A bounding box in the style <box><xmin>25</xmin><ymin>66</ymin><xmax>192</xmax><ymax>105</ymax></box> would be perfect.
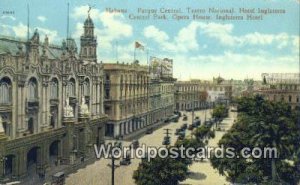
<box><xmin>107</xmin><ymin>143</ymin><xmax>121</xmax><ymax>185</ymax></box>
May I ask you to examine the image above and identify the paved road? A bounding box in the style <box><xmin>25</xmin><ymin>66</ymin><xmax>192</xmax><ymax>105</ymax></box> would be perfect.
<box><xmin>66</xmin><ymin>109</ymin><xmax>236</xmax><ymax>185</ymax></box>
<box><xmin>181</xmin><ymin>109</ymin><xmax>237</xmax><ymax>185</ymax></box>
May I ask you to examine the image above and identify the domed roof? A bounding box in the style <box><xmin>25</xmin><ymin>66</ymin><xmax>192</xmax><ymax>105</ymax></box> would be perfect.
<box><xmin>84</xmin><ymin>15</ymin><xmax>94</xmax><ymax>26</ymax></box>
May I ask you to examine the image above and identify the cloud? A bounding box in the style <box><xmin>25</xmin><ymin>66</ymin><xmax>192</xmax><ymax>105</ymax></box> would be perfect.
<box><xmin>37</xmin><ymin>16</ymin><xmax>47</xmax><ymax>22</ymax></box>
<box><xmin>72</xmin><ymin>5</ymin><xmax>133</xmax><ymax>60</ymax></box>
<box><xmin>143</xmin><ymin>21</ymin><xmax>298</xmax><ymax>55</ymax></box>
<box><xmin>1</xmin><ymin>15</ymin><xmax>16</xmax><ymax>21</ymax></box>
<box><xmin>98</xmin><ymin>12</ymin><xmax>132</xmax><ymax>39</ymax></box>
<box><xmin>72</xmin><ymin>6</ymin><xmax>132</xmax><ymax>42</ymax></box>
<box><xmin>36</xmin><ymin>27</ymin><xmax>59</xmax><ymax>42</ymax></box>
<box><xmin>143</xmin><ymin>22</ymin><xmax>236</xmax><ymax>53</ymax></box>
<box><xmin>172</xmin><ymin>22</ymin><xmax>201</xmax><ymax>52</ymax></box>
<box><xmin>1</xmin><ymin>22</ymin><xmax>60</xmax><ymax>43</ymax></box>
<box><xmin>172</xmin><ymin>52</ymin><xmax>299</xmax><ymax>80</ymax></box>
<box><xmin>292</xmin><ymin>36</ymin><xmax>300</xmax><ymax>54</ymax></box>
<box><xmin>144</xmin><ymin>25</ymin><xmax>169</xmax><ymax>43</ymax></box>
<box><xmin>72</xmin><ymin>5</ymin><xmax>132</xmax><ymax>38</ymax></box>
<box><xmin>143</xmin><ymin>22</ymin><xmax>203</xmax><ymax>53</ymax></box>
<box><xmin>12</xmin><ymin>23</ymin><xmax>28</xmax><ymax>38</ymax></box>
<box><xmin>198</xmin><ymin>22</ymin><xmax>236</xmax><ymax>46</ymax></box>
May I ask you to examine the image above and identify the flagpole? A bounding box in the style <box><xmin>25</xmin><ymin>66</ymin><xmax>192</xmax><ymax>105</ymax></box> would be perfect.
<box><xmin>146</xmin><ymin>49</ymin><xmax>149</xmax><ymax>65</ymax></box>
<box><xmin>134</xmin><ymin>45</ymin><xmax>136</xmax><ymax>62</ymax></box>
<box><xmin>116</xmin><ymin>41</ymin><xmax>118</xmax><ymax>62</ymax></box>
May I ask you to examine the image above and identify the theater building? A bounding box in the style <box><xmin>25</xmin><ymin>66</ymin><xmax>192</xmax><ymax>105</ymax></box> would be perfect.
<box><xmin>0</xmin><ymin>14</ymin><xmax>107</xmax><ymax>180</ymax></box>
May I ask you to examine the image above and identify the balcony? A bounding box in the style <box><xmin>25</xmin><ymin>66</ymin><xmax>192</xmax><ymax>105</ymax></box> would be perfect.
<box><xmin>50</xmin><ymin>98</ymin><xmax>59</xmax><ymax>105</ymax></box>
<box><xmin>0</xmin><ymin>102</ymin><xmax>12</xmax><ymax>112</ymax></box>
<box><xmin>104</xmin><ymin>96</ymin><xmax>112</xmax><ymax>101</ymax></box>
<box><xmin>27</xmin><ymin>97</ymin><xmax>39</xmax><ymax>107</ymax></box>
<box><xmin>26</xmin><ymin>98</ymin><xmax>39</xmax><ymax>112</ymax></box>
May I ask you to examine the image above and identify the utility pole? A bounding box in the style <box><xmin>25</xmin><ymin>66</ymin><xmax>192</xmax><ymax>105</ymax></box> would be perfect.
<box><xmin>163</xmin><ymin>128</ymin><xmax>171</xmax><ymax>146</ymax></box>
<box><xmin>164</xmin><ymin>128</ymin><xmax>171</xmax><ymax>137</ymax></box>
<box><xmin>111</xmin><ymin>155</ymin><xmax>115</xmax><ymax>185</ymax></box>
<box><xmin>107</xmin><ymin>144</ymin><xmax>120</xmax><ymax>185</ymax></box>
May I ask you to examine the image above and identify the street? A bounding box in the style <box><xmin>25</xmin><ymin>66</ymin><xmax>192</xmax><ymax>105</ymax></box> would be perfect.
<box><xmin>65</xmin><ymin>109</ymin><xmax>237</xmax><ymax>185</ymax></box>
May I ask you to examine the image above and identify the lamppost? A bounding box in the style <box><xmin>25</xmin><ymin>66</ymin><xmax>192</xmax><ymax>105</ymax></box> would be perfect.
<box><xmin>107</xmin><ymin>143</ymin><xmax>120</xmax><ymax>185</ymax></box>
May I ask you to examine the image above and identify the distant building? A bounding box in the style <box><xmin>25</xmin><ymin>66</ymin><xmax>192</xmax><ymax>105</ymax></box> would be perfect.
<box><xmin>174</xmin><ymin>77</ymin><xmax>232</xmax><ymax>111</ymax></box>
<box><xmin>255</xmin><ymin>73</ymin><xmax>300</xmax><ymax>109</ymax></box>
<box><xmin>174</xmin><ymin>80</ymin><xmax>207</xmax><ymax>111</ymax></box>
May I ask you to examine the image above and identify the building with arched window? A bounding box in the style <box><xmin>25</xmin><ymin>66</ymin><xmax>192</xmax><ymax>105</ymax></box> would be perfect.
<box><xmin>0</xmin><ymin>14</ymin><xmax>108</xmax><ymax>179</ymax></box>
<box><xmin>254</xmin><ymin>73</ymin><xmax>300</xmax><ymax>109</ymax></box>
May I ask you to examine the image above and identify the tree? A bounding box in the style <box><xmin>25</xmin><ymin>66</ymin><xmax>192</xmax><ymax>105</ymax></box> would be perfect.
<box><xmin>133</xmin><ymin>148</ymin><xmax>189</xmax><ymax>185</ymax></box>
<box><xmin>212</xmin><ymin>104</ymin><xmax>228</xmax><ymax>128</ymax></box>
<box><xmin>193</xmin><ymin>125</ymin><xmax>213</xmax><ymax>141</ymax></box>
<box><xmin>211</xmin><ymin>95</ymin><xmax>300</xmax><ymax>184</ymax></box>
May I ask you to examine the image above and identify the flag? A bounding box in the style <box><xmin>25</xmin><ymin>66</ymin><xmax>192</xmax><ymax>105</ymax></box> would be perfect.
<box><xmin>135</xmin><ymin>41</ymin><xmax>144</xmax><ymax>50</ymax></box>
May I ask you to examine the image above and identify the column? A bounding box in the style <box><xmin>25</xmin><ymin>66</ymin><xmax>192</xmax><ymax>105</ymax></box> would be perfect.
<box><xmin>93</xmin><ymin>84</ymin><xmax>96</xmax><ymax>116</ymax></box>
<box><xmin>100</xmin><ymin>81</ymin><xmax>104</xmax><ymax>114</ymax></box>
<box><xmin>124</xmin><ymin>122</ymin><xmax>127</xmax><ymax>135</ymax></box>
<box><xmin>128</xmin><ymin>121</ymin><xmax>132</xmax><ymax>133</ymax></box>
<box><xmin>120</xmin><ymin>123</ymin><xmax>123</xmax><ymax>136</ymax></box>
<box><xmin>114</xmin><ymin>124</ymin><xmax>119</xmax><ymax>137</ymax></box>
<box><xmin>96</xmin><ymin>82</ymin><xmax>99</xmax><ymax>115</ymax></box>
<box><xmin>18</xmin><ymin>148</ymin><xmax>26</xmax><ymax>177</ymax></box>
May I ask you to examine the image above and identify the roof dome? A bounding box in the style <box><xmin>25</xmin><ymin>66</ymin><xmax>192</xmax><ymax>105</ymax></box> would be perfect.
<box><xmin>84</xmin><ymin>15</ymin><xmax>94</xmax><ymax>26</ymax></box>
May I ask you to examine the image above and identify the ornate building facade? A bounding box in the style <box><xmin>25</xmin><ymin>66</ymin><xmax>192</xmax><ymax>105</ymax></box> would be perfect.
<box><xmin>103</xmin><ymin>63</ymin><xmax>150</xmax><ymax>137</ymax></box>
<box><xmin>0</xmin><ymin>14</ymin><xmax>107</xmax><ymax>180</ymax></box>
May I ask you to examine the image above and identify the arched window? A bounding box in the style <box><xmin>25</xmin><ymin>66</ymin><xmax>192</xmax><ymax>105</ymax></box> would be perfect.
<box><xmin>289</xmin><ymin>95</ymin><xmax>292</xmax><ymax>102</ymax></box>
<box><xmin>50</xmin><ymin>78</ymin><xmax>59</xmax><ymax>99</ymax></box>
<box><xmin>0</xmin><ymin>77</ymin><xmax>12</xmax><ymax>104</ymax></box>
<box><xmin>83</xmin><ymin>78</ymin><xmax>90</xmax><ymax>96</ymax></box>
<box><xmin>28</xmin><ymin>78</ymin><xmax>38</xmax><ymax>101</ymax></box>
<box><xmin>67</xmin><ymin>78</ymin><xmax>76</xmax><ymax>97</ymax></box>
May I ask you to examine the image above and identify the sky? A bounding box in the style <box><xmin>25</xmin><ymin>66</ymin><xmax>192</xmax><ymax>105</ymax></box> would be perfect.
<box><xmin>0</xmin><ymin>0</ymin><xmax>299</xmax><ymax>80</ymax></box>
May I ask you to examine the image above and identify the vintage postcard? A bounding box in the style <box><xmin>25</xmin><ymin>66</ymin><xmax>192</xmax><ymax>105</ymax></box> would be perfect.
<box><xmin>0</xmin><ymin>0</ymin><xmax>299</xmax><ymax>185</ymax></box>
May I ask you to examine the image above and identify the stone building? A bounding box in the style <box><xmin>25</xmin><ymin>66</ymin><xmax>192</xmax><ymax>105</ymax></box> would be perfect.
<box><xmin>0</xmin><ymin>14</ymin><xmax>107</xmax><ymax>180</ymax></box>
<box><xmin>175</xmin><ymin>78</ymin><xmax>232</xmax><ymax>111</ymax></box>
<box><xmin>254</xmin><ymin>73</ymin><xmax>300</xmax><ymax>109</ymax></box>
<box><xmin>174</xmin><ymin>80</ymin><xmax>207</xmax><ymax>111</ymax></box>
<box><xmin>103</xmin><ymin>62</ymin><xmax>150</xmax><ymax>137</ymax></box>
<box><xmin>148</xmin><ymin>77</ymin><xmax>176</xmax><ymax>125</ymax></box>
<box><xmin>103</xmin><ymin>62</ymin><xmax>176</xmax><ymax>138</ymax></box>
